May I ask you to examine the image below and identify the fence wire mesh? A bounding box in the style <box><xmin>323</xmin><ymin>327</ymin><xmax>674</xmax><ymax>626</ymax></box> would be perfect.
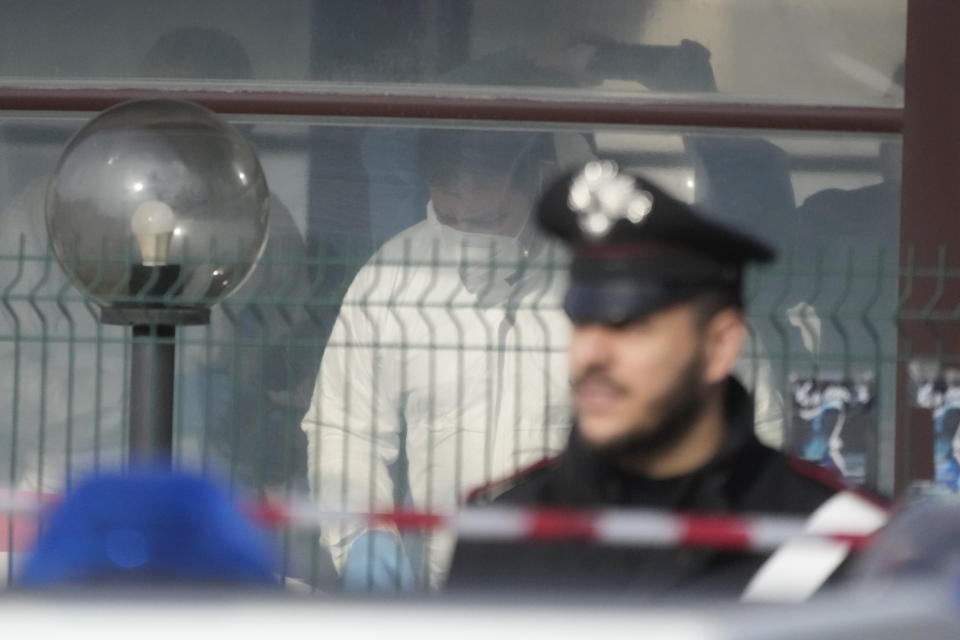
<box><xmin>1</xmin><ymin>222</ymin><xmax>948</xmax><ymax>592</ymax></box>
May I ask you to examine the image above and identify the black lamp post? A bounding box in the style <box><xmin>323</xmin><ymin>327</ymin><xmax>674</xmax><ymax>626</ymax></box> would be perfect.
<box><xmin>45</xmin><ymin>99</ymin><xmax>270</xmax><ymax>464</ymax></box>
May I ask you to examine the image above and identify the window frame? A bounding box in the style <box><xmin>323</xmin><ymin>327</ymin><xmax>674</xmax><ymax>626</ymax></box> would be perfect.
<box><xmin>0</xmin><ymin>0</ymin><xmax>946</xmax><ymax>496</ymax></box>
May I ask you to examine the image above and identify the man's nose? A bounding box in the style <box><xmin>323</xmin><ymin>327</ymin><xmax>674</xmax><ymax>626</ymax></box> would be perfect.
<box><xmin>570</xmin><ymin>324</ymin><xmax>617</xmax><ymax>368</ymax></box>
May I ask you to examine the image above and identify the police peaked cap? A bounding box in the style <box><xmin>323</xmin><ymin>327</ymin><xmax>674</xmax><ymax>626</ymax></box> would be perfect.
<box><xmin>536</xmin><ymin>160</ymin><xmax>775</xmax><ymax>325</ymax></box>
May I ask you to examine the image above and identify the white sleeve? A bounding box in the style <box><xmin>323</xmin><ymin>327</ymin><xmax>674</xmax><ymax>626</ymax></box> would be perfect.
<box><xmin>303</xmin><ymin>264</ymin><xmax>402</xmax><ymax>572</ymax></box>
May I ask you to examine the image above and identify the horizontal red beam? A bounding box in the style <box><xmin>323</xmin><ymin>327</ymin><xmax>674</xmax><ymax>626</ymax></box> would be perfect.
<box><xmin>0</xmin><ymin>86</ymin><xmax>903</xmax><ymax>133</ymax></box>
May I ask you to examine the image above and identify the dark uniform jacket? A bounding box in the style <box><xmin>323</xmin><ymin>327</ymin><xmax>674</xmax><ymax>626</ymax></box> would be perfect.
<box><xmin>446</xmin><ymin>378</ymin><xmax>867</xmax><ymax>598</ymax></box>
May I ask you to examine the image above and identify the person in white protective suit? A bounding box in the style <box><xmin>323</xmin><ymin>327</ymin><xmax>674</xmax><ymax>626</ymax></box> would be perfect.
<box><xmin>304</xmin><ymin>129</ymin><xmax>579</xmax><ymax>589</ymax></box>
<box><xmin>304</xmin><ymin>126</ymin><xmax>786</xmax><ymax>590</ymax></box>
<box><xmin>0</xmin><ymin>175</ymin><xmax>129</xmax><ymax>491</ymax></box>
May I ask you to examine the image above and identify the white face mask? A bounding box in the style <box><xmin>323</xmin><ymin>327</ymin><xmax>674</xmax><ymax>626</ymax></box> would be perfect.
<box><xmin>439</xmin><ymin>223</ymin><xmax>531</xmax><ymax>299</ymax></box>
<box><xmin>429</xmin><ymin>137</ymin><xmax>545</xmax><ymax>299</ymax></box>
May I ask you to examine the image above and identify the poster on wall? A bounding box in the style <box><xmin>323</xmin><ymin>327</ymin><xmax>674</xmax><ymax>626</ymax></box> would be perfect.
<box><xmin>790</xmin><ymin>376</ymin><xmax>875</xmax><ymax>485</ymax></box>
<box><xmin>910</xmin><ymin>362</ymin><xmax>960</xmax><ymax>492</ymax></box>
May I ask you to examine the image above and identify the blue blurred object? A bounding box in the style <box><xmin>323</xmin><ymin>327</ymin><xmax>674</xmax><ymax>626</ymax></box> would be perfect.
<box><xmin>937</xmin><ymin>458</ymin><xmax>960</xmax><ymax>492</ymax></box>
<box><xmin>933</xmin><ymin>400</ymin><xmax>960</xmax><ymax>492</ymax></box>
<box><xmin>19</xmin><ymin>470</ymin><xmax>279</xmax><ymax>586</ymax></box>
<box><xmin>342</xmin><ymin>530</ymin><xmax>416</xmax><ymax>592</ymax></box>
<box><xmin>802</xmin><ymin>402</ymin><xmax>844</xmax><ymax>469</ymax></box>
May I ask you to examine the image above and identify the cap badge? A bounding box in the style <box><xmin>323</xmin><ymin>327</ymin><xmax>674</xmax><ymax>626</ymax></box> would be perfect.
<box><xmin>568</xmin><ymin>160</ymin><xmax>654</xmax><ymax>239</ymax></box>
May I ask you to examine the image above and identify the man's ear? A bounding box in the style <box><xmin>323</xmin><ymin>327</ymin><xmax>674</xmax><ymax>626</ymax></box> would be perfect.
<box><xmin>702</xmin><ymin>308</ymin><xmax>745</xmax><ymax>385</ymax></box>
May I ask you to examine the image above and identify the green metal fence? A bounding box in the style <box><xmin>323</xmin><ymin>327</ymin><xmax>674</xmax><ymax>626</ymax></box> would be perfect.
<box><xmin>1</xmin><ymin>232</ymin><xmax>954</xmax><ymax>589</ymax></box>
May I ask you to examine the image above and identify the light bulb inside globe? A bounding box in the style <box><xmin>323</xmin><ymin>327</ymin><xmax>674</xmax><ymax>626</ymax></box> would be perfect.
<box><xmin>131</xmin><ymin>200</ymin><xmax>177</xmax><ymax>267</ymax></box>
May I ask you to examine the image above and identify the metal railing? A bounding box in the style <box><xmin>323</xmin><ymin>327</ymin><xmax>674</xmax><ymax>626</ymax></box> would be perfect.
<box><xmin>0</xmin><ymin>238</ymin><xmax>953</xmax><ymax>590</ymax></box>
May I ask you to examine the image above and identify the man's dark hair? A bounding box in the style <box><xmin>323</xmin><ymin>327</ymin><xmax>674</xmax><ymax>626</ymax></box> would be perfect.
<box><xmin>419</xmin><ymin>129</ymin><xmax>554</xmax><ymax>190</ymax></box>
<box><xmin>690</xmin><ymin>286</ymin><xmax>743</xmax><ymax>329</ymax></box>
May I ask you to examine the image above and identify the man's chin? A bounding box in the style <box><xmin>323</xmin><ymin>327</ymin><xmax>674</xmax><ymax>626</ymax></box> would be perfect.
<box><xmin>577</xmin><ymin>420</ymin><xmax>654</xmax><ymax>454</ymax></box>
<box><xmin>576</xmin><ymin>418</ymin><xmax>683</xmax><ymax>461</ymax></box>
<box><xmin>577</xmin><ymin>418</ymin><xmax>632</xmax><ymax>447</ymax></box>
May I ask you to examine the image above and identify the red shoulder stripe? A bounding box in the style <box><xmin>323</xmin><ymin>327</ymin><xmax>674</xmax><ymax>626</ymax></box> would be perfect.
<box><xmin>465</xmin><ymin>455</ymin><xmax>559</xmax><ymax>504</ymax></box>
<box><xmin>786</xmin><ymin>456</ymin><xmax>890</xmax><ymax>509</ymax></box>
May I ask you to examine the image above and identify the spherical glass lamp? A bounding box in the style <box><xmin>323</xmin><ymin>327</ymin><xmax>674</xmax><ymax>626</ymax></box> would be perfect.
<box><xmin>46</xmin><ymin>98</ymin><xmax>269</xmax><ymax>316</ymax></box>
<box><xmin>44</xmin><ymin>98</ymin><xmax>270</xmax><ymax>459</ymax></box>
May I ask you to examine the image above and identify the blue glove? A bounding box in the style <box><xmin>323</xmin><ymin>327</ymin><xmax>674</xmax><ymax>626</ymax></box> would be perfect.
<box><xmin>342</xmin><ymin>530</ymin><xmax>417</xmax><ymax>592</ymax></box>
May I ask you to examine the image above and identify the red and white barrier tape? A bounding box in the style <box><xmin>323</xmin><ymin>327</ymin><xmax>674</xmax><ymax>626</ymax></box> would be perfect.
<box><xmin>1</xmin><ymin>493</ymin><xmax>876</xmax><ymax>554</ymax></box>
<box><xmin>250</xmin><ymin>501</ymin><xmax>876</xmax><ymax>552</ymax></box>
<box><xmin>0</xmin><ymin>492</ymin><xmax>56</xmax><ymax>553</ymax></box>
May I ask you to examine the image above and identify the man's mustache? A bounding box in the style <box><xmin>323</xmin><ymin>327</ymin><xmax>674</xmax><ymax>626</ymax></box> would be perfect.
<box><xmin>570</xmin><ymin>367</ymin><xmax>629</xmax><ymax>396</ymax></box>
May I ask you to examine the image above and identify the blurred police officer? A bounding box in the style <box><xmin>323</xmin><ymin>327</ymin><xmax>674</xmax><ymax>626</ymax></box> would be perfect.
<box><xmin>446</xmin><ymin>161</ymin><xmax>887</xmax><ymax>600</ymax></box>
